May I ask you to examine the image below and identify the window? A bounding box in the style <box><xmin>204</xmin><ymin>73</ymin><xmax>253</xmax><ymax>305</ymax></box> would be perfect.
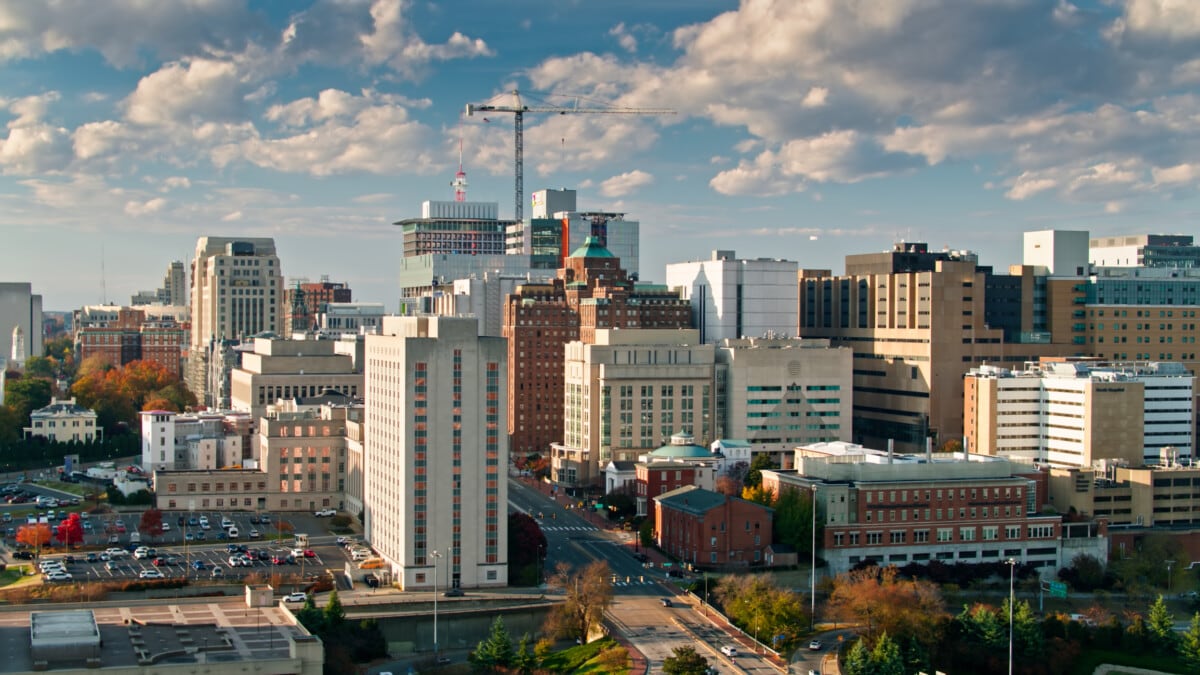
<box><xmin>890</xmin><ymin>531</ymin><xmax>906</xmax><ymax>544</ymax></box>
<box><xmin>959</xmin><ymin>527</ymin><xmax>976</xmax><ymax>542</ymax></box>
<box><xmin>913</xmin><ymin>529</ymin><xmax>929</xmax><ymax>543</ymax></box>
<box><xmin>937</xmin><ymin>528</ymin><xmax>953</xmax><ymax>542</ymax></box>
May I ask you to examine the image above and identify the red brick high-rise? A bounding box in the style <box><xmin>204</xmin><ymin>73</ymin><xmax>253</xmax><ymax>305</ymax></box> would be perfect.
<box><xmin>503</xmin><ymin>237</ymin><xmax>692</xmax><ymax>458</ymax></box>
<box><xmin>75</xmin><ymin>308</ymin><xmax>186</xmax><ymax>378</ymax></box>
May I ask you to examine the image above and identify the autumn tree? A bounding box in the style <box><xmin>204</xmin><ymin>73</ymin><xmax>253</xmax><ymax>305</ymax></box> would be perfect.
<box><xmin>741</xmin><ymin>484</ymin><xmax>775</xmax><ymax>506</ymax></box>
<box><xmin>71</xmin><ymin>358</ymin><xmax>195</xmax><ymax>432</ymax></box>
<box><xmin>662</xmin><ymin>645</ymin><xmax>711</xmax><ymax>675</ymax></box>
<box><xmin>508</xmin><ymin>512</ymin><xmax>548</xmax><ymax>586</ymax></box>
<box><xmin>16</xmin><ymin>522</ymin><xmax>53</xmax><ymax>558</ymax></box>
<box><xmin>544</xmin><ymin>560</ymin><xmax>614</xmax><ymax>641</ymax></box>
<box><xmin>826</xmin><ymin>565</ymin><xmax>946</xmax><ymax>649</ymax></box>
<box><xmin>55</xmin><ymin>513</ymin><xmax>84</xmax><ymax>548</ymax></box>
<box><xmin>139</xmin><ymin>508</ymin><xmax>165</xmax><ymax>541</ymax></box>
<box><xmin>713</xmin><ymin>573</ymin><xmax>809</xmax><ymax>652</ymax></box>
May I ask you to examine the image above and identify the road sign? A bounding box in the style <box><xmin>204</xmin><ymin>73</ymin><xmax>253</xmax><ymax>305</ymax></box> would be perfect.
<box><xmin>1050</xmin><ymin>581</ymin><xmax>1068</xmax><ymax>598</ymax></box>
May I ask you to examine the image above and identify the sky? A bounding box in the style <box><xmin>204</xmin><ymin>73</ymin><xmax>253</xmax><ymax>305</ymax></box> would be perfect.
<box><xmin>5</xmin><ymin>0</ymin><xmax>1200</xmax><ymax>311</ymax></box>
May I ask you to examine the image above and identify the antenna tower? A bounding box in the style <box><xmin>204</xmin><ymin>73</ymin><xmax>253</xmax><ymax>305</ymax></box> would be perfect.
<box><xmin>452</xmin><ymin>136</ymin><xmax>468</xmax><ymax>202</ymax></box>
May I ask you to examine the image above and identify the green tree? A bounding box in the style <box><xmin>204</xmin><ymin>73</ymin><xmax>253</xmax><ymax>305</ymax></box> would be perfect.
<box><xmin>662</xmin><ymin>645</ymin><xmax>710</xmax><ymax>675</ymax></box>
<box><xmin>773</xmin><ymin>486</ymin><xmax>816</xmax><ymax>555</ymax></box>
<box><xmin>22</xmin><ymin>356</ymin><xmax>56</xmax><ymax>379</ymax></box>
<box><xmin>869</xmin><ymin>631</ymin><xmax>905</xmax><ymax>675</ymax></box>
<box><xmin>512</xmin><ymin>633</ymin><xmax>537</xmax><ymax>674</ymax></box>
<box><xmin>745</xmin><ymin>453</ymin><xmax>778</xmax><ymax>489</ymax></box>
<box><xmin>323</xmin><ymin>588</ymin><xmax>345</xmax><ymax>629</ymax></box>
<box><xmin>713</xmin><ymin>573</ymin><xmax>809</xmax><ymax>652</ymax></box>
<box><xmin>1180</xmin><ymin>612</ymin><xmax>1200</xmax><ymax>671</ymax></box>
<box><xmin>1011</xmin><ymin>598</ymin><xmax>1044</xmax><ymax>657</ymax></box>
<box><xmin>4</xmin><ymin>375</ymin><xmax>53</xmax><ymax>426</ymax></box>
<box><xmin>1147</xmin><ymin>594</ymin><xmax>1177</xmax><ymax>650</ymax></box>
<box><xmin>957</xmin><ymin>603</ymin><xmax>1006</xmax><ymax>649</ymax></box>
<box><xmin>471</xmin><ymin>616</ymin><xmax>515</xmax><ymax>670</ymax></box>
<box><xmin>842</xmin><ymin>639</ymin><xmax>871</xmax><ymax>675</ymax></box>
<box><xmin>1067</xmin><ymin>553</ymin><xmax>1107</xmax><ymax>591</ymax></box>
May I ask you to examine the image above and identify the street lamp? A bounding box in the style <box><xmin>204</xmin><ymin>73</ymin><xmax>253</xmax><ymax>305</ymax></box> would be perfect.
<box><xmin>431</xmin><ymin>550</ymin><xmax>442</xmax><ymax>658</ymax></box>
<box><xmin>1007</xmin><ymin>558</ymin><xmax>1017</xmax><ymax>675</ymax></box>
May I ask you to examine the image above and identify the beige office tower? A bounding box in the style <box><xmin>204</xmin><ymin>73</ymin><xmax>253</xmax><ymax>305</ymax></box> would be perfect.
<box><xmin>364</xmin><ymin>316</ymin><xmax>508</xmax><ymax>591</ymax></box>
<box><xmin>186</xmin><ymin>237</ymin><xmax>284</xmax><ymax>407</ymax></box>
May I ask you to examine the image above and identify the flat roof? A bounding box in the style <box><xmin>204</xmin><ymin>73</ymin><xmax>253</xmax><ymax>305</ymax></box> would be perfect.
<box><xmin>0</xmin><ymin>598</ymin><xmax>312</xmax><ymax>672</ymax></box>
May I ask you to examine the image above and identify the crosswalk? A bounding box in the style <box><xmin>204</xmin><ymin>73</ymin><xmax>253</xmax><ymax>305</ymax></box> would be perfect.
<box><xmin>540</xmin><ymin>525</ymin><xmax>598</xmax><ymax>532</ymax></box>
<box><xmin>611</xmin><ymin>578</ymin><xmax>659</xmax><ymax>587</ymax></box>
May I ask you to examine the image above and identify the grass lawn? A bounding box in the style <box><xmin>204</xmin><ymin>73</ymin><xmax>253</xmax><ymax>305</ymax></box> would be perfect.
<box><xmin>0</xmin><ymin>565</ymin><xmax>36</xmax><ymax>590</ymax></box>
<box><xmin>539</xmin><ymin>638</ymin><xmax>630</xmax><ymax>674</ymax></box>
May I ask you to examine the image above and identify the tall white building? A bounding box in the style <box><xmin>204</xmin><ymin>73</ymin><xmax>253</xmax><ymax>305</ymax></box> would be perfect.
<box><xmin>0</xmin><ymin>282</ymin><xmax>43</xmax><ymax>365</ymax></box>
<box><xmin>364</xmin><ymin>316</ymin><xmax>508</xmax><ymax>590</ymax></box>
<box><xmin>187</xmin><ymin>237</ymin><xmax>284</xmax><ymax>406</ymax></box>
<box><xmin>666</xmin><ymin>250</ymin><xmax>799</xmax><ymax>344</ymax></box>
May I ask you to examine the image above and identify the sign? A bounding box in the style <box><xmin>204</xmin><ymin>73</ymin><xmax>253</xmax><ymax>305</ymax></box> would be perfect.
<box><xmin>1050</xmin><ymin>581</ymin><xmax>1068</xmax><ymax>598</ymax></box>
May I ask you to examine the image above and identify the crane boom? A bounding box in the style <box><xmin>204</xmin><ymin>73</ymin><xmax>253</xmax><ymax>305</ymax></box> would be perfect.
<box><xmin>466</xmin><ymin>90</ymin><xmax>675</xmax><ymax>221</ymax></box>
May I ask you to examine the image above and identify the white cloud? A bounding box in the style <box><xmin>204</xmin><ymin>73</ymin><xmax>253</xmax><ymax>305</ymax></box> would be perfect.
<box><xmin>221</xmin><ymin>210</ymin><xmax>243</xmax><ymax>222</ymax></box>
<box><xmin>124</xmin><ymin>197</ymin><xmax>166</xmax><ymax>216</ymax></box>
<box><xmin>1006</xmin><ymin>172</ymin><xmax>1058</xmax><ymax>200</ymax></box>
<box><xmin>600</xmin><ymin>169</ymin><xmax>654</xmax><ymax>197</ymax></box>
<box><xmin>801</xmin><ymin>86</ymin><xmax>829</xmax><ymax>108</ymax></box>
<box><xmin>609</xmin><ymin>23</ymin><xmax>638</xmax><ymax>53</ymax></box>
<box><xmin>0</xmin><ymin>93</ymin><xmax>71</xmax><ymax>174</ymax></box>
<box><xmin>124</xmin><ymin>58</ymin><xmax>244</xmax><ymax>127</ymax></box>
<box><xmin>358</xmin><ymin>0</ymin><xmax>491</xmax><ymax>78</ymax></box>
<box><xmin>1118</xmin><ymin>0</ymin><xmax>1200</xmax><ymax>42</ymax></box>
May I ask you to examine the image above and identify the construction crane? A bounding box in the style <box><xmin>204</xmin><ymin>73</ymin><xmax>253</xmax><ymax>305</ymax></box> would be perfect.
<box><xmin>465</xmin><ymin>90</ymin><xmax>675</xmax><ymax>222</ymax></box>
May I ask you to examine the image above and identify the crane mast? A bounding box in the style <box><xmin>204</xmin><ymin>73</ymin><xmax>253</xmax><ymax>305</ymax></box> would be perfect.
<box><xmin>465</xmin><ymin>90</ymin><xmax>674</xmax><ymax>222</ymax></box>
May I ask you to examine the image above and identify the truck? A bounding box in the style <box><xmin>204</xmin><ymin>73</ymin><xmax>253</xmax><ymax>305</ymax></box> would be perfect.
<box><xmin>86</xmin><ymin>462</ymin><xmax>117</xmax><ymax>481</ymax></box>
<box><xmin>294</xmin><ymin>533</ymin><xmax>309</xmax><ymax>549</ymax></box>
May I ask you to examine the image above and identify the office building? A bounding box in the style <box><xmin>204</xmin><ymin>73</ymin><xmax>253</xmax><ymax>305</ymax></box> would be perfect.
<box><xmin>425</xmin><ymin>273</ymin><xmax>541</xmax><ymax>337</ymax></box>
<box><xmin>318</xmin><ymin>302</ymin><xmax>385</xmax><ymax>337</ymax></box>
<box><xmin>1090</xmin><ymin>234</ymin><xmax>1200</xmax><ymax>268</ymax></box>
<box><xmin>666</xmin><ymin>250</ymin><xmax>799</xmax><ymax>344</ymax></box>
<box><xmin>131</xmin><ymin>260</ymin><xmax>187</xmax><ymax>307</ymax></box>
<box><xmin>229</xmin><ymin>337</ymin><xmax>362</xmax><ymax>422</ymax></box>
<box><xmin>0</xmin><ymin>282</ymin><xmax>42</xmax><ymax>367</ymax></box>
<box><xmin>965</xmin><ymin>360</ymin><xmax>1194</xmax><ymax>467</ymax></box>
<box><xmin>761</xmin><ymin>442</ymin><xmax>1108</xmax><ymax>576</ymax></box>
<box><xmin>364</xmin><ymin>316</ymin><xmax>507</xmax><ymax>591</ymax></box>
<box><xmin>504</xmin><ymin>237</ymin><xmax>691</xmax><ymax>459</ymax></box>
<box><xmin>395</xmin><ymin>199</ymin><xmax>521</xmax><ymax>300</ymax></box>
<box><xmin>511</xmin><ymin>189</ymin><xmax>642</xmax><ymax>278</ymax></box>
<box><xmin>186</xmin><ymin>237</ymin><xmax>284</xmax><ymax>406</ymax></box>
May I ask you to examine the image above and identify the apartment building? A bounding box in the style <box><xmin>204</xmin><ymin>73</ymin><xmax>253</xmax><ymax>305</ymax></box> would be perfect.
<box><xmin>761</xmin><ymin>441</ymin><xmax>1108</xmax><ymax>575</ymax></box>
<box><xmin>74</xmin><ymin>306</ymin><xmax>187</xmax><ymax>378</ymax></box>
<box><xmin>965</xmin><ymin>360</ymin><xmax>1194</xmax><ymax>466</ymax></box>
<box><xmin>665</xmin><ymin>250</ymin><xmax>799</xmax><ymax>344</ymax></box>
<box><xmin>364</xmin><ymin>316</ymin><xmax>507</xmax><ymax>591</ymax></box>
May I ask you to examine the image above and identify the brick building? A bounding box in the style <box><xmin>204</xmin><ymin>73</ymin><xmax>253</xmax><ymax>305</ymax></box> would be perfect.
<box><xmin>503</xmin><ymin>237</ymin><xmax>691</xmax><ymax>457</ymax></box>
<box><xmin>654</xmin><ymin>485</ymin><xmax>774</xmax><ymax>570</ymax></box>
<box><xmin>283</xmin><ymin>278</ymin><xmax>352</xmax><ymax>337</ymax></box>
<box><xmin>75</xmin><ymin>307</ymin><xmax>186</xmax><ymax>378</ymax></box>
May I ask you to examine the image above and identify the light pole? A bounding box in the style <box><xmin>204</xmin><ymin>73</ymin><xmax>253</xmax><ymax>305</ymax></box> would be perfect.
<box><xmin>431</xmin><ymin>550</ymin><xmax>442</xmax><ymax>658</ymax></box>
<box><xmin>1167</xmin><ymin>560</ymin><xmax>1176</xmax><ymax>593</ymax></box>
<box><xmin>1007</xmin><ymin>558</ymin><xmax>1016</xmax><ymax>675</ymax></box>
<box><xmin>810</xmin><ymin>484</ymin><xmax>818</xmax><ymax>631</ymax></box>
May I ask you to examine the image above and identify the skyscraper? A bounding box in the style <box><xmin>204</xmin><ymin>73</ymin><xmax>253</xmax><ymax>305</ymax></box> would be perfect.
<box><xmin>364</xmin><ymin>316</ymin><xmax>508</xmax><ymax>590</ymax></box>
<box><xmin>186</xmin><ymin>237</ymin><xmax>283</xmax><ymax>407</ymax></box>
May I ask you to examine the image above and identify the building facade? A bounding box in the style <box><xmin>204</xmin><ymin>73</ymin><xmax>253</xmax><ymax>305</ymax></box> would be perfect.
<box><xmin>654</xmin><ymin>485</ymin><xmax>774</xmax><ymax>570</ymax></box>
<box><xmin>283</xmin><ymin>278</ymin><xmax>352</xmax><ymax>337</ymax></box>
<box><xmin>74</xmin><ymin>306</ymin><xmax>186</xmax><ymax>378</ymax></box>
<box><xmin>0</xmin><ymin>282</ymin><xmax>43</xmax><ymax>367</ymax></box>
<box><xmin>140</xmin><ymin>410</ymin><xmax>251</xmax><ymax>473</ymax></box>
<box><xmin>665</xmin><ymin>250</ymin><xmax>799</xmax><ymax>344</ymax></box>
<box><xmin>186</xmin><ymin>237</ymin><xmax>284</xmax><ymax>406</ymax></box>
<box><xmin>24</xmin><ymin>398</ymin><xmax>101</xmax><ymax>443</ymax></box>
<box><xmin>364</xmin><ymin>316</ymin><xmax>508</xmax><ymax>591</ymax></box>
<box><xmin>1090</xmin><ymin>234</ymin><xmax>1200</xmax><ymax>269</ymax></box>
<box><xmin>229</xmin><ymin>337</ymin><xmax>363</xmax><ymax>422</ymax></box>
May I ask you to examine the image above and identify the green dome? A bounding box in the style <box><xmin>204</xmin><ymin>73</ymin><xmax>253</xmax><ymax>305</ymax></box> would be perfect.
<box><xmin>569</xmin><ymin>236</ymin><xmax>615</xmax><ymax>259</ymax></box>
<box><xmin>649</xmin><ymin>432</ymin><xmax>712</xmax><ymax>459</ymax></box>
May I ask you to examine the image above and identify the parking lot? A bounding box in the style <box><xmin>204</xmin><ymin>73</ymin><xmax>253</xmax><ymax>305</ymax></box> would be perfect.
<box><xmin>33</xmin><ymin>540</ymin><xmax>331</xmax><ymax>582</ymax></box>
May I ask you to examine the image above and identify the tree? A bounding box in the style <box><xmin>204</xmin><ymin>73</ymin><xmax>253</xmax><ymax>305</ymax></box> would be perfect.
<box><xmin>773</xmin><ymin>486</ymin><xmax>816</xmax><ymax>555</ymax></box>
<box><xmin>662</xmin><ymin>645</ymin><xmax>711</xmax><ymax>675</ymax></box>
<box><xmin>1180</xmin><ymin>613</ymin><xmax>1200</xmax><ymax>671</ymax></box>
<box><xmin>826</xmin><ymin>565</ymin><xmax>946</xmax><ymax>648</ymax></box>
<box><xmin>1063</xmin><ymin>553</ymin><xmax>1107</xmax><ymax>591</ymax></box>
<box><xmin>16</xmin><ymin>522</ymin><xmax>52</xmax><ymax>557</ymax></box>
<box><xmin>713</xmin><ymin>573</ymin><xmax>809</xmax><ymax>652</ymax></box>
<box><xmin>508</xmin><ymin>512</ymin><xmax>548</xmax><ymax>585</ymax></box>
<box><xmin>512</xmin><ymin>633</ymin><xmax>538</xmax><ymax>674</ymax></box>
<box><xmin>745</xmin><ymin>453</ymin><xmax>778</xmax><ymax>489</ymax></box>
<box><xmin>471</xmin><ymin>616</ymin><xmax>515</xmax><ymax>670</ymax></box>
<box><xmin>545</xmin><ymin>560</ymin><xmax>614</xmax><ymax>641</ymax></box>
<box><xmin>139</xmin><ymin>508</ymin><xmax>165</xmax><ymax>541</ymax></box>
<box><xmin>55</xmin><ymin>513</ymin><xmax>84</xmax><ymax>548</ymax></box>
<box><xmin>869</xmin><ymin>631</ymin><xmax>905</xmax><ymax>675</ymax></box>
<box><xmin>4</xmin><ymin>375</ymin><xmax>53</xmax><ymax>426</ymax></box>
<box><xmin>741</xmin><ymin>484</ymin><xmax>775</xmax><ymax>506</ymax></box>
<box><xmin>842</xmin><ymin>639</ymin><xmax>871</xmax><ymax>675</ymax></box>
<box><xmin>714</xmin><ymin>474</ymin><xmax>743</xmax><ymax>496</ymax></box>
<box><xmin>23</xmin><ymin>356</ymin><xmax>56</xmax><ymax>379</ymax></box>
<box><xmin>323</xmin><ymin>588</ymin><xmax>345</xmax><ymax>629</ymax></box>
<box><xmin>1147</xmin><ymin>594</ymin><xmax>1177</xmax><ymax>650</ymax></box>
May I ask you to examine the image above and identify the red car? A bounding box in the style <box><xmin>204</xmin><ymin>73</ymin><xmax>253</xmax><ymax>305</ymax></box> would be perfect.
<box><xmin>303</xmin><ymin>549</ymin><xmax>316</xmax><ymax>558</ymax></box>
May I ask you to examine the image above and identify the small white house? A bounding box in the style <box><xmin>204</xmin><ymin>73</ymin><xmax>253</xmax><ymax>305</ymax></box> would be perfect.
<box><xmin>23</xmin><ymin>398</ymin><xmax>102</xmax><ymax>443</ymax></box>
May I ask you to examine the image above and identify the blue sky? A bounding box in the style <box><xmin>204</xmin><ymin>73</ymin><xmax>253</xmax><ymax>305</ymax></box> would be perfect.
<box><xmin>4</xmin><ymin>0</ymin><xmax>1200</xmax><ymax>310</ymax></box>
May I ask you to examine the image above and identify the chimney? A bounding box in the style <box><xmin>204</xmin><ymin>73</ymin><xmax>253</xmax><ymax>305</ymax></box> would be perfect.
<box><xmin>925</xmin><ymin>437</ymin><xmax>932</xmax><ymax>463</ymax></box>
<box><xmin>887</xmin><ymin>439</ymin><xmax>894</xmax><ymax>464</ymax></box>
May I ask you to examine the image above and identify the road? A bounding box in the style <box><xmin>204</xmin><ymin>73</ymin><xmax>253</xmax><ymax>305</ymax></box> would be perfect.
<box><xmin>508</xmin><ymin>476</ymin><xmax>786</xmax><ymax>674</ymax></box>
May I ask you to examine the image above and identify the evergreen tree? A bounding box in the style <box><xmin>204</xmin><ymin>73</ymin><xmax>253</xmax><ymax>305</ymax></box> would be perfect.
<box><xmin>1148</xmin><ymin>594</ymin><xmax>1177</xmax><ymax>650</ymax></box>
<box><xmin>903</xmin><ymin>634</ymin><xmax>931</xmax><ymax>675</ymax></box>
<box><xmin>1179</xmin><ymin>613</ymin><xmax>1200</xmax><ymax>672</ymax></box>
<box><xmin>1012</xmin><ymin>599</ymin><xmax>1044</xmax><ymax>657</ymax></box>
<box><xmin>323</xmin><ymin>588</ymin><xmax>345</xmax><ymax>629</ymax></box>
<box><xmin>870</xmin><ymin>631</ymin><xmax>905</xmax><ymax>675</ymax></box>
<box><xmin>471</xmin><ymin>616</ymin><xmax>515</xmax><ymax>670</ymax></box>
<box><xmin>513</xmin><ymin>633</ymin><xmax>537</xmax><ymax>674</ymax></box>
<box><xmin>842</xmin><ymin>639</ymin><xmax>871</xmax><ymax>675</ymax></box>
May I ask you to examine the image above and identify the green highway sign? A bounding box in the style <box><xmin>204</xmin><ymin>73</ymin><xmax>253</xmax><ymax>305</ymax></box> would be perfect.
<box><xmin>1049</xmin><ymin>581</ymin><xmax>1068</xmax><ymax>598</ymax></box>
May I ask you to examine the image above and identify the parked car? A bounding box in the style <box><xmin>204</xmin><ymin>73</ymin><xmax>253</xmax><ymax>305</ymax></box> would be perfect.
<box><xmin>210</xmin><ymin>566</ymin><xmax>225</xmax><ymax>577</ymax></box>
<box><xmin>284</xmin><ymin>592</ymin><xmax>308</xmax><ymax>603</ymax></box>
<box><xmin>139</xmin><ymin>569</ymin><xmax>165</xmax><ymax>580</ymax></box>
<box><xmin>85</xmin><ymin>552</ymin><xmax>99</xmax><ymax>563</ymax></box>
<box><xmin>364</xmin><ymin>574</ymin><xmax>380</xmax><ymax>588</ymax></box>
<box><xmin>314</xmin><ymin>508</ymin><xmax>337</xmax><ymax>517</ymax></box>
<box><xmin>192</xmin><ymin>560</ymin><xmax>206</xmax><ymax>570</ymax></box>
<box><xmin>105</xmin><ymin>560</ymin><xmax>119</xmax><ymax>571</ymax></box>
<box><xmin>44</xmin><ymin>571</ymin><xmax>73</xmax><ymax>582</ymax></box>
<box><xmin>11</xmin><ymin>550</ymin><xmax>33</xmax><ymax>560</ymax></box>
<box><xmin>249</xmin><ymin>529</ymin><xmax>261</xmax><ymax>539</ymax></box>
<box><xmin>443</xmin><ymin>588</ymin><xmax>464</xmax><ymax>598</ymax></box>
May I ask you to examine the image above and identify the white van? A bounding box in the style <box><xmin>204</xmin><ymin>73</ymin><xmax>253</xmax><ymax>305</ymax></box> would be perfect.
<box><xmin>351</xmin><ymin>548</ymin><xmax>371</xmax><ymax>561</ymax></box>
<box><xmin>227</xmin><ymin>527</ymin><xmax>239</xmax><ymax>539</ymax></box>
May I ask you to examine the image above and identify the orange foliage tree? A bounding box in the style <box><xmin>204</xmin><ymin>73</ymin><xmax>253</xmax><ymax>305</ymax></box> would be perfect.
<box><xmin>71</xmin><ymin>358</ymin><xmax>195</xmax><ymax>431</ymax></box>
<box><xmin>16</xmin><ymin>522</ymin><xmax>53</xmax><ymax>555</ymax></box>
<box><xmin>825</xmin><ymin>565</ymin><xmax>947</xmax><ymax>649</ymax></box>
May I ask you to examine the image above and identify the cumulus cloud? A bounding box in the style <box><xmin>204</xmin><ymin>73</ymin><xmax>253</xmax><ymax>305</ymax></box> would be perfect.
<box><xmin>609</xmin><ymin>23</ymin><xmax>638</xmax><ymax>53</ymax></box>
<box><xmin>600</xmin><ymin>169</ymin><xmax>654</xmax><ymax>197</ymax></box>
<box><xmin>0</xmin><ymin>93</ymin><xmax>72</xmax><ymax>174</ymax></box>
<box><xmin>124</xmin><ymin>197</ymin><xmax>166</xmax><ymax>216</ymax></box>
<box><xmin>124</xmin><ymin>58</ymin><xmax>245</xmax><ymax>127</ymax></box>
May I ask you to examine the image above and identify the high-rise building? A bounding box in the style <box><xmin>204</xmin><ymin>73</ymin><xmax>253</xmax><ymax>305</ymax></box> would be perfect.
<box><xmin>503</xmin><ymin>237</ymin><xmax>691</xmax><ymax>459</ymax></box>
<box><xmin>511</xmin><ymin>189</ymin><xmax>642</xmax><ymax>278</ymax></box>
<box><xmin>364</xmin><ymin>316</ymin><xmax>507</xmax><ymax>590</ymax></box>
<box><xmin>0</xmin><ymin>282</ymin><xmax>43</xmax><ymax>366</ymax></box>
<box><xmin>395</xmin><ymin>199</ymin><xmax>521</xmax><ymax>300</ymax></box>
<box><xmin>965</xmin><ymin>359</ymin><xmax>1194</xmax><ymax>467</ymax></box>
<box><xmin>798</xmin><ymin>242</ymin><xmax>1067</xmax><ymax>451</ymax></box>
<box><xmin>186</xmin><ymin>238</ymin><xmax>283</xmax><ymax>407</ymax></box>
<box><xmin>666</xmin><ymin>250</ymin><xmax>799</xmax><ymax>344</ymax></box>
<box><xmin>131</xmin><ymin>260</ymin><xmax>187</xmax><ymax>307</ymax></box>
<box><xmin>1090</xmin><ymin>234</ymin><xmax>1200</xmax><ymax>268</ymax></box>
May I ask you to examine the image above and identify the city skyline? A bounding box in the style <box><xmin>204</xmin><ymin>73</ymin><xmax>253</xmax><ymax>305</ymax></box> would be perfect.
<box><xmin>4</xmin><ymin>0</ymin><xmax>1200</xmax><ymax>310</ymax></box>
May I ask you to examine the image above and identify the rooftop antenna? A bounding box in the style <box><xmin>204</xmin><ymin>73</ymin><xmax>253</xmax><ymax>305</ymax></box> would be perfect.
<box><xmin>452</xmin><ymin>132</ymin><xmax>468</xmax><ymax>202</ymax></box>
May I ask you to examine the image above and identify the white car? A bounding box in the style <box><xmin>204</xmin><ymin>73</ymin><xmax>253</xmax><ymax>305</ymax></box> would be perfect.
<box><xmin>720</xmin><ymin>646</ymin><xmax>738</xmax><ymax>657</ymax></box>
<box><xmin>314</xmin><ymin>508</ymin><xmax>337</xmax><ymax>517</ymax></box>
<box><xmin>104</xmin><ymin>547</ymin><xmax>129</xmax><ymax>558</ymax></box>
<box><xmin>44</xmin><ymin>571</ymin><xmax>72</xmax><ymax>582</ymax></box>
<box><xmin>284</xmin><ymin>592</ymin><xmax>308</xmax><ymax>603</ymax></box>
<box><xmin>133</xmin><ymin>547</ymin><xmax>151</xmax><ymax>560</ymax></box>
<box><xmin>161</xmin><ymin>522</ymin><xmax>171</xmax><ymax>532</ymax></box>
<box><xmin>139</xmin><ymin>569</ymin><xmax>165</xmax><ymax>579</ymax></box>
<box><xmin>220</xmin><ymin>518</ymin><xmax>234</xmax><ymax>529</ymax></box>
